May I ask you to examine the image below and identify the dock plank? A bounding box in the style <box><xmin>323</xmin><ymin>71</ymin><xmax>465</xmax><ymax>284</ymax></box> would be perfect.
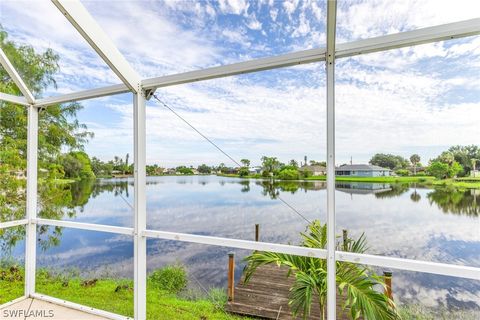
<box><xmin>226</xmin><ymin>264</ymin><xmax>352</xmax><ymax>320</ymax></box>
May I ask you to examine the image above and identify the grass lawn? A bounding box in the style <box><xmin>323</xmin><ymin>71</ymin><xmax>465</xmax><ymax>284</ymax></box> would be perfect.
<box><xmin>430</xmin><ymin>178</ymin><xmax>480</xmax><ymax>189</ymax></box>
<box><xmin>0</xmin><ymin>268</ymin><xmax>246</xmax><ymax>320</ymax></box>
<box><xmin>2</xmin><ymin>268</ymin><xmax>479</xmax><ymax>319</ymax></box>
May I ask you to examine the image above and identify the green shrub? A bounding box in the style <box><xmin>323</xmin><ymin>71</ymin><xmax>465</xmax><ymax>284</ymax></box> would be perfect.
<box><xmin>148</xmin><ymin>264</ymin><xmax>187</xmax><ymax>294</ymax></box>
<box><xmin>300</xmin><ymin>169</ymin><xmax>313</xmax><ymax>178</ymax></box>
<box><xmin>277</xmin><ymin>168</ymin><xmax>300</xmax><ymax>180</ymax></box>
<box><xmin>395</xmin><ymin>169</ymin><xmax>410</xmax><ymax>176</ymax></box>
<box><xmin>238</xmin><ymin>167</ymin><xmax>249</xmax><ymax>177</ymax></box>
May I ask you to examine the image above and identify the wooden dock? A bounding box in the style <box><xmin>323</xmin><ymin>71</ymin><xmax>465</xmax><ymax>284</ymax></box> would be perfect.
<box><xmin>225</xmin><ymin>264</ymin><xmax>352</xmax><ymax>320</ymax></box>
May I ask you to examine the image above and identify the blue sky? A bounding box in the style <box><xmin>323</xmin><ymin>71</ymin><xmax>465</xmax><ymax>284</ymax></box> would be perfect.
<box><xmin>1</xmin><ymin>0</ymin><xmax>479</xmax><ymax>167</ymax></box>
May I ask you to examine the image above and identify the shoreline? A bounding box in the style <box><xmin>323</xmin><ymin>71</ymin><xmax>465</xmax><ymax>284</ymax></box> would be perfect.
<box><xmin>53</xmin><ymin>174</ymin><xmax>480</xmax><ymax>190</ymax></box>
<box><xmin>216</xmin><ymin>174</ymin><xmax>480</xmax><ymax>189</ymax></box>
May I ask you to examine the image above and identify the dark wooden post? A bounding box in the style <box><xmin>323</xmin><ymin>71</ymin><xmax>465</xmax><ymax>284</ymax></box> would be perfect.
<box><xmin>228</xmin><ymin>253</ymin><xmax>235</xmax><ymax>301</ymax></box>
<box><xmin>342</xmin><ymin>229</ymin><xmax>348</xmax><ymax>251</ymax></box>
<box><xmin>255</xmin><ymin>224</ymin><xmax>260</xmax><ymax>242</ymax></box>
<box><xmin>384</xmin><ymin>270</ymin><xmax>393</xmax><ymax>301</ymax></box>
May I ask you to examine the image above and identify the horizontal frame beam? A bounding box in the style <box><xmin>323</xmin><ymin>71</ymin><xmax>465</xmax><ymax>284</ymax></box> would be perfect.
<box><xmin>337</xmin><ymin>251</ymin><xmax>480</xmax><ymax>281</ymax></box>
<box><xmin>30</xmin><ymin>218</ymin><xmax>480</xmax><ymax>281</ymax></box>
<box><xmin>32</xmin><ymin>293</ymin><xmax>131</xmax><ymax>320</ymax></box>
<box><xmin>34</xmin><ymin>218</ymin><xmax>134</xmax><ymax>235</ymax></box>
<box><xmin>20</xmin><ymin>18</ymin><xmax>480</xmax><ymax>107</ymax></box>
<box><xmin>0</xmin><ymin>92</ymin><xmax>30</xmax><ymax>106</ymax></box>
<box><xmin>0</xmin><ymin>48</ymin><xmax>35</xmax><ymax>103</ymax></box>
<box><xmin>336</xmin><ymin>18</ymin><xmax>480</xmax><ymax>58</ymax></box>
<box><xmin>0</xmin><ymin>219</ymin><xmax>28</xmax><ymax>229</ymax></box>
<box><xmin>142</xmin><ymin>47</ymin><xmax>327</xmax><ymax>90</ymax></box>
<box><xmin>34</xmin><ymin>84</ymin><xmax>128</xmax><ymax>107</ymax></box>
<box><xmin>143</xmin><ymin>18</ymin><xmax>479</xmax><ymax>90</ymax></box>
<box><xmin>143</xmin><ymin>229</ymin><xmax>328</xmax><ymax>259</ymax></box>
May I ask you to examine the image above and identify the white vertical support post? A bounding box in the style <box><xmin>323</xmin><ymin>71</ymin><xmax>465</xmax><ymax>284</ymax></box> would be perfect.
<box><xmin>326</xmin><ymin>1</ymin><xmax>337</xmax><ymax>319</ymax></box>
<box><xmin>25</xmin><ymin>105</ymin><xmax>38</xmax><ymax>297</ymax></box>
<box><xmin>133</xmin><ymin>86</ymin><xmax>147</xmax><ymax>320</ymax></box>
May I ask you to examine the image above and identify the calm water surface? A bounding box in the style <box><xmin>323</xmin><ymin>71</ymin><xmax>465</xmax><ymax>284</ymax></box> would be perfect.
<box><xmin>4</xmin><ymin>176</ymin><xmax>480</xmax><ymax>311</ymax></box>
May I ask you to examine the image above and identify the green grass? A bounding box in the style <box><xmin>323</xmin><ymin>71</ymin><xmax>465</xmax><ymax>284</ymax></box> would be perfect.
<box><xmin>37</xmin><ymin>178</ymin><xmax>77</xmax><ymax>185</ymax></box>
<box><xmin>52</xmin><ymin>178</ymin><xmax>77</xmax><ymax>184</ymax></box>
<box><xmin>0</xmin><ymin>266</ymin><xmax>24</xmax><ymax>303</ymax></box>
<box><xmin>0</xmin><ymin>267</ymin><xmax>246</xmax><ymax>320</ymax></box>
<box><xmin>429</xmin><ymin>178</ymin><xmax>480</xmax><ymax>189</ymax></box>
<box><xmin>2</xmin><ymin>267</ymin><xmax>479</xmax><ymax>319</ymax></box>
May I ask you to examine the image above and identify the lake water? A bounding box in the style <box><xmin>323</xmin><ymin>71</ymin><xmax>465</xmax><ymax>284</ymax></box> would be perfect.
<box><xmin>3</xmin><ymin>176</ymin><xmax>480</xmax><ymax>312</ymax></box>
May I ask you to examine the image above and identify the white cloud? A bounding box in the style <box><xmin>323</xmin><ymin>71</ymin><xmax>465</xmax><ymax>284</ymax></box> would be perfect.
<box><xmin>283</xmin><ymin>0</ymin><xmax>299</xmax><ymax>17</ymax></box>
<box><xmin>337</xmin><ymin>0</ymin><xmax>480</xmax><ymax>41</ymax></box>
<box><xmin>222</xmin><ymin>28</ymin><xmax>250</xmax><ymax>45</ymax></box>
<box><xmin>246</xmin><ymin>13</ymin><xmax>263</xmax><ymax>30</ymax></box>
<box><xmin>218</xmin><ymin>0</ymin><xmax>250</xmax><ymax>15</ymax></box>
<box><xmin>81</xmin><ymin>1</ymin><xmax>221</xmax><ymax>77</ymax></box>
<box><xmin>311</xmin><ymin>1</ymin><xmax>323</xmax><ymax>21</ymax></box>
<box><xmin>292</xmin><ymin>13</ymin><xmax>311</xmax><ymax>37</ymax></box>
<box><xmin>270</xmin><ymin>8</ymin><xmax>278</xmax><ymax>21</ymax></box>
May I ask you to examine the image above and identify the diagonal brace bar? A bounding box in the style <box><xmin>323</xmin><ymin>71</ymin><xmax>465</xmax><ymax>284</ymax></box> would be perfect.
<box><xmin>51</xmin><ymin>0</ymin><xmax>141</xmax><ymax>92</ymax></box>
<box><xmin>0</xmin><ymin>48</ymin><xmax>35</xmax><ymax>103</ymax></box>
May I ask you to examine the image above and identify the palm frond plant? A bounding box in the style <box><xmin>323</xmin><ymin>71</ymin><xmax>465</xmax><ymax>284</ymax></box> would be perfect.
<box><xmin>243</xmin><ymin>221</ymin><xmax>400</xmax><ymax>320</ymax></box>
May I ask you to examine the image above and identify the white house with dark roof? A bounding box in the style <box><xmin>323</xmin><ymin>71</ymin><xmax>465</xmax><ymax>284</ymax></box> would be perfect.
<box><xmin>335</xmin><ymin>164</ymin><xmax>392</xmax><ymax>177</ymax></box>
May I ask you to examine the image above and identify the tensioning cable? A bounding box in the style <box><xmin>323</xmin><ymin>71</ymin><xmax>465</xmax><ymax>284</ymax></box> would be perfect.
<box><xmin>151</xmin><ymin>93</ymin><xmax>314</xmax><ymax>227</ymax></box>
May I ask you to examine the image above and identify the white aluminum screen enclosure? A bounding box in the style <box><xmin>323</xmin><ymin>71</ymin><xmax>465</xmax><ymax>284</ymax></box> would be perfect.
<box><xmin>0</xmin><ymin>0</ymin><xmax>479</xmax><ymax>319</ymax></box>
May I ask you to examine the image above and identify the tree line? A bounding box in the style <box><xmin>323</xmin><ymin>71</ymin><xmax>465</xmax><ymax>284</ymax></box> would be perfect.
<box><xmin>61</xmin><ymin>147</ymin><xmax>480</xmax><ymax>181</ymax></box>
<box><xmin>369</xmin><ymin>146</ymin><xmax>479</xmax><ymax>179</ymax></box>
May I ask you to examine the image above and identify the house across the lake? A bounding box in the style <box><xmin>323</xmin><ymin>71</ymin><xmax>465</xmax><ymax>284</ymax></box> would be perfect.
<box><xmin>249</xmin><ymin>166</ymin><xmax>262</xmax><ymax>174</ymax></box>
<box><xmin>335</xmin><ymin>164</ymin><xmax>391</xmax><ymax>177</ymax></box>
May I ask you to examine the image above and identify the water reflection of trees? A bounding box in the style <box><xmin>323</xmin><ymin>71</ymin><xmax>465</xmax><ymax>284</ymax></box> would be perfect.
<box><xmin>1</xmin><ymin>180</ymin><xmax>76</xmax><ymax>253</ymax></box>
<box><xmin>1</xmin><ymin>178</ymin><xmax>131</xmax><ymax>254</ymax></box>
<box><xmin>256</xmin><ymin>180</ymin><xmax>324</xmax><ymax>199</ymax></box>
<box><xmin>70</xmin><ymin>179</ymin><xmax>131</xmax><ymax>209</ymax></box>
<box><xmin>410</xmin><ymin>191</ymin><xmax>421</xmax><ymax>202</ymax></box>
<box><xmin>427</xmin><ymin>188</ymin><xmax>479</xmax><ymax>217</ymax></box>
<box><xmin>3</xmin><ymin>177</ymin><xmax>478</xmax><ymax>256</ymax></box>
<box><xmin>373</xmin><ymin>184</ymin><xmax>410</xmax><ymax>198</ymax></box>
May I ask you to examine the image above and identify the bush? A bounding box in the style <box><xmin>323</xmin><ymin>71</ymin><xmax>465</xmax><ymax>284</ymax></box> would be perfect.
<box><xmin>427</xmin><ymin>161</ymin><xmax>464</xmax><ymax>179</ymax></box>
<box><xmin>395</xmin><ymin>169</ymin><xmax>410</xmax><ymax>176</ymax></box>
<box><xmin>149</xmin><ymin>264</ymin><xmax>187</xmax><ymax>294</ymax></box>
<box><xmin>238</xmin><ymin>167</ymin><xmax>249</xmax><ymax>177</ymax></box>
<box><xmin>427</xmin><ymin>161</ymin><xmax>449</xmax><ymax>179</ymax></box>
<box><xmin>277</xmin><ymin>168</ymin><xmax>300</xmax><ymax>180</ymax></box>
<box><xmin>300</xmin><ymin>169</ymin><xmax>313</xmax><ymax>178</ymax></box>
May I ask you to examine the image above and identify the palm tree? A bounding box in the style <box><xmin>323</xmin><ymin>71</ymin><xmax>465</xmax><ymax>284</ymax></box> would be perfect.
<box><xmin>410</xmin><ymin>154</ymin><xmax>420</xmax><ymax>175</ymax></box>
<box><xmin>244</xmin><ymin>221</ymin><xmax>400</xmax><ymax>320</ymax></box>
